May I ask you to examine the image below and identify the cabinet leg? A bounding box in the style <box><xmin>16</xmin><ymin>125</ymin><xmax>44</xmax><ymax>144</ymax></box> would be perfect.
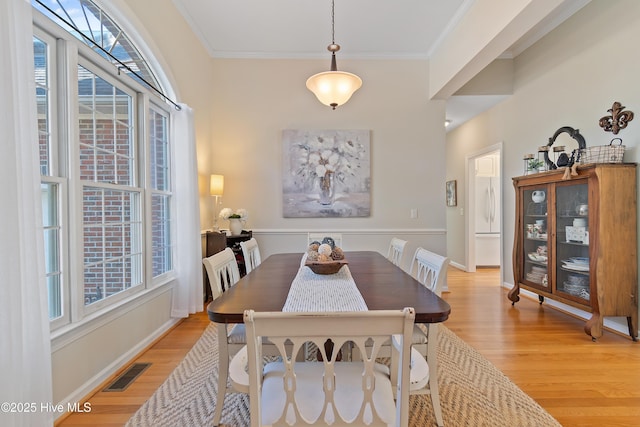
<box><xmin>627</xmin><ymin>316</ymin><xmax>638</xmax><ymax>342</ymax></box>
<box><xmin>584</xmin><ymin>312</ymin><xmax>603</xmax><ymax>340</ymax></box>
<box><xmin>538</xmin><ymin>295</ymin><xmax>544</xmax><ymax>304</ymax></box>
<box><xmin>507</xmin><ymin>285</ymin><xmax>520</xmax><ymax>305</ymax></box>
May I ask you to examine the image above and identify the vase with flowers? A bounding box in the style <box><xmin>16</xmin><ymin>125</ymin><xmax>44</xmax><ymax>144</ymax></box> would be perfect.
<box><xmin>219</xmin><ymin>208</ymin><xmax>248</xmax><ymax>236</ymax></box>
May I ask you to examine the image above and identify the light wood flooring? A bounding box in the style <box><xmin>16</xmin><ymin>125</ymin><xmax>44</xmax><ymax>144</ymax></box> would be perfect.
<box><xmin>57</xmin><ymin>267</ymin><xmax>640</xmax><ymax>427</ymax></box>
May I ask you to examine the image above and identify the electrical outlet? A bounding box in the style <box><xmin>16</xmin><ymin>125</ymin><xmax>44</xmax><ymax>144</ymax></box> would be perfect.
<box><xmin>460</xmin><ymin>207</ymin><xmax>464</xmax><ymax>216</ymax></box>
<box><xmin>410</xmin><ymin>208</ymin><xmax>418</xmax><ymax>219</ymax></box>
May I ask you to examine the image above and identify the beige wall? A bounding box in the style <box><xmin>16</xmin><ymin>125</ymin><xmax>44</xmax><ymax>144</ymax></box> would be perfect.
<box><xmin>446</xmin><ymin>0</ymin><xmax>640</xmax><ymax>333</ymax></box>
<box><xmin>205</xmin><ymin>58</ymin><xmax>448</xmax><ymax>257</ymax></box>
<box><xmin>119</xmin><ymin>0</ymin><xmax>217</xmax><ymax>226</ymax></box>
<box><xmin>52</xmin><ymin>0</ymin><xmax>452</xmax><ymax>409</ymax></box>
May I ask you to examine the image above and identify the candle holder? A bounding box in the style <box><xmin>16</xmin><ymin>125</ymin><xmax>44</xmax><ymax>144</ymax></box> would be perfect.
<box><xmin>537</xmin><ymin>146</ymin><xmax>550</xmax><ymax>172</ymax></box>
<box><xmin>552</xmin><ymin>145</ymin><xmax>565</xmax><ymax>167</ymax></box>
<box><xmin>523</xmin><ymin>154</ymin><xmax>534</xmax><ymax>175</ymax></box>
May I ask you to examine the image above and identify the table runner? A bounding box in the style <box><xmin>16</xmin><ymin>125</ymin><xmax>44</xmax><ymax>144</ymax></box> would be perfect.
<box><xmin>282</xmin><ymin>255</ymin><xmax>368</xmax><ymax>312</ymax></box>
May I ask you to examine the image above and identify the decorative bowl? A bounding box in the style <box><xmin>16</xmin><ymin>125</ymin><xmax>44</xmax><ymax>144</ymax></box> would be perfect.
<box><xmin>305</xmin><ymin>259</ymin><xmax>348</xmax><ymax>275</ymax></box>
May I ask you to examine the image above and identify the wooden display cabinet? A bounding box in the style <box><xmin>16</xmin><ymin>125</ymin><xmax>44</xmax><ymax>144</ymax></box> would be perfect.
<box><xmin>510</xmin><ymin>163</ymin><xmax>638</xmax><ymax>341</ymax></box>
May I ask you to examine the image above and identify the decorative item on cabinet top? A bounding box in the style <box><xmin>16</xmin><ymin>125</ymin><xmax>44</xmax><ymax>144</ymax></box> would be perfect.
<box><xmin>219</xmin><ymin>208</ymin><xmax>248</xmax><ymax>236</ymax></box>
<box><xmin>580</xmin><ymin>102</ymin><xmax>634</xmax><ymax>164</ymax></box>
<box><xmin>546</xmin><ymin>126</ymin><xmax>586</xmax><ymax>171</ymax></box>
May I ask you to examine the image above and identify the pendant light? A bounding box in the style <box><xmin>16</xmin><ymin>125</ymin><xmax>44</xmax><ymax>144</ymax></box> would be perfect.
<box><xmin>306</xmin><ymin>0</ymin><xmax>362</xmax><ymax>110</ymax></box>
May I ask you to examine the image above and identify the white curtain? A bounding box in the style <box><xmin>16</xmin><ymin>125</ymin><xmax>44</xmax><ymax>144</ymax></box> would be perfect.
<box><xmin>171</xmin><ymin>104</ymin><xmax>203</xmax><ymax>317</ymax></box>
<box><xmin>0</xmin><ymin>0</ymin><xmax>54</xmax><ymax>426</ymax></box>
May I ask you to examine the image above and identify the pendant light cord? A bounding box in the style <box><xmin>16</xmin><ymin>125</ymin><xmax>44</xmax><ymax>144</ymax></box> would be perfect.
<box><xmin>331</xmin><ymin>0</ymin><xmax>335</xmax><ymax>45</ymax></box>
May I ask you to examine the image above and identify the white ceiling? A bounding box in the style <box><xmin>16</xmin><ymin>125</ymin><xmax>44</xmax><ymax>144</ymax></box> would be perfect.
<box><xmin>172</xmin><ymin>0</ymin><xmax>589</xmax><ymax>128</ymax></box>
<box><xmin>172</xmin><ymin>0</ymin><xmax>469</xmax><ymax>59</ymax></box>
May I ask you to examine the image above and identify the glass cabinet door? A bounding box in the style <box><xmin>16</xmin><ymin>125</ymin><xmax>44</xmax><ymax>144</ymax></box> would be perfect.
<box><xmin>555</xmin><ymin>181</ymin><xmax>590</xmax><ymax>302</ymax></box>
<box><xmin>522</xmin><ymin>186</ymin><xmax>549</xmax><ymax>290</ymax></box>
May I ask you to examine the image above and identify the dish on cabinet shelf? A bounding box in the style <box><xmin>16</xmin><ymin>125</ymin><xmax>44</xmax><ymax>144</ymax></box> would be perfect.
<box><xmin>528</xmin><ymin>253</ymin><xmax>547</xmax><ymax>262</ymax></box>
<box><xmin>562</xmin><ymin>282</ymin><xmax>590</xmax><ymax>299</ymax></box>
<box><xmin>562</xmin><ymin>257</ymin><xmax>590</xmax><ymax>271</ymax></box>
<box><xmin>562</xmin><ymin>262</ymin><xmax>590</xmax><ymax>272</ymax></box>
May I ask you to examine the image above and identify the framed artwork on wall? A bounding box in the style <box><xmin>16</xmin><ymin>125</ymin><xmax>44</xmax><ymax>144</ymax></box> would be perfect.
<box><xmin>446</xmin><ymin>180</ymin><xmax>457</xmax><ymax>207</ymax></box>
<box><xmin>282</xmin><ymin>129</ymin><xmax>371</xmax><ymax>218</ymax></box>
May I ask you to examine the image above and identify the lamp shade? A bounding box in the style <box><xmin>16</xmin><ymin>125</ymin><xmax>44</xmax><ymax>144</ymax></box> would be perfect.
<box><xmin>306</xmin><ymin>70</ymin><xmax>362</xmax><ymax>109</ymax></box>
<box><xmin>210</xmin><ymin>174</ymin><xmax>224</xmax><ymax>196</ymax></box>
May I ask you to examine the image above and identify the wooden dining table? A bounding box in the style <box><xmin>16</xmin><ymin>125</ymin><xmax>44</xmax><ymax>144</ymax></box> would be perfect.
<box><xmin>207</xmin><ymin>251</ymin><xmax>451</xmax><ymax>324</ymax></box>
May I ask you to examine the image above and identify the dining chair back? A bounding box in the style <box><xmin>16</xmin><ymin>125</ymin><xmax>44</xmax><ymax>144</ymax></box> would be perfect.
<box><xmin>386</xmin><ymin>237</ymin><xmax>408</xmax><ymax>269</ymax></box>
<box><xmin>202</xmin><ymin>247</ymin><xmax>244</xmax><ymax>426</ymax></box>
<box><xmin>307</xmin><ymin>232</ymin><xmax>343</xmax><ymax>249</ymax></box>
<box><xmin>406</xmin><ymin>247</ymin><xmax>449</xmax><ymax>427</ymax></box>
<box><xmin>203</xmin><ymin>248</ymin><xmax>240</xmax><ymax>296</ymax></box>
<box><xmin>235</xmin><ymin>308</ymin><xmax>415</xmax><ymax>427</ymax></box>
<box><xmin>410</xmin><ymin>247</ymin><xmax>449</xmax><ymax>296</ymax></box>
<box><xmin>240</xmin><ymin>237</ymin><xmax>261</xmax><ymax>274</ymax></box>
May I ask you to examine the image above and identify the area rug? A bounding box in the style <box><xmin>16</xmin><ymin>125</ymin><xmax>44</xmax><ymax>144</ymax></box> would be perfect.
<box><xmin>126</xmin><ymin>324</ymin><xmax>561</xmax><ymax>427</ymax></box>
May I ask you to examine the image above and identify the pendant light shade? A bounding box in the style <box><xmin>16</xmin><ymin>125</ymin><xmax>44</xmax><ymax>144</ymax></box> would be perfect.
<box><xmin>306</xmin><ymin>70</ymin><xmax>362</xmax><ymax>109</ymax></box>
<box><xmin>306</xmin><ymin>1</ymin><xmax>362</xmax><ymax>110</ymax></box>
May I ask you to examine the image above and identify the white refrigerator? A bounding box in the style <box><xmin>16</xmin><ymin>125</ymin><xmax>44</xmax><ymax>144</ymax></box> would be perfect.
<box><xmin>475</xmin><ymin>156</ymin><xmax>501</xmax><ymax>266</ymax></box>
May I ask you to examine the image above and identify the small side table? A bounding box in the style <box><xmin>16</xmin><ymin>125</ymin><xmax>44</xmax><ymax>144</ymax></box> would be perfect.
<box><xmin>223</xmin><ymin>231</ymin><xmax>252</xmax><ymax>277</ymax></box>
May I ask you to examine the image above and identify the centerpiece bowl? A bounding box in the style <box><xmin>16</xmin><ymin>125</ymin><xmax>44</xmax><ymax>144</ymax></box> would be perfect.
<box><xmin>305</xmin><ymin>259</ymin><xmax>348</xmax><ymax>275</ymax></box>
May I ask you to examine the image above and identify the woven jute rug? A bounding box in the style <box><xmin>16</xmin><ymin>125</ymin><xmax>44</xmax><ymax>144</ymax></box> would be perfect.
<box><xmin>126</xmin><ymin>324</ymin><xmax>561</xmax><ymax>427</ymax></box>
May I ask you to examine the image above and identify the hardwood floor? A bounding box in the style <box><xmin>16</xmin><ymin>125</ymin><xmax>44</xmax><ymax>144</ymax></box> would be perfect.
<box><xmin>56</xmin><ymin>267</ymin><xmax>640</xmax><ymax>427</ymax></box>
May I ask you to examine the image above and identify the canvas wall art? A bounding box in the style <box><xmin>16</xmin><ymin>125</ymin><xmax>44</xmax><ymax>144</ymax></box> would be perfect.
<box><xmin>282</xmin><ymin>129</ymin><xmax>371</xmax><ymax>217</ymax></box>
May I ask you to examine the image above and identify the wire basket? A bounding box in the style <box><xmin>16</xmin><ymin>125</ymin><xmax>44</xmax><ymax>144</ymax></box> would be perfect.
<box><xmin>578</xmin><ymin>138</ymin><xmax>625</xmax><ymax>164</ymax></box>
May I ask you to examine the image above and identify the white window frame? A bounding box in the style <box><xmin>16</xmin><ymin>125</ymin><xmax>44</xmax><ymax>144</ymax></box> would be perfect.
<box><xmin>146</xmin><ymin>102</ymin><xmax>175</xmax><ymax>283</ymax></box>
<box><xmin>33</xmin><ymin>7</ymin><xmax>176</xmax><ymax>332</ymax></box>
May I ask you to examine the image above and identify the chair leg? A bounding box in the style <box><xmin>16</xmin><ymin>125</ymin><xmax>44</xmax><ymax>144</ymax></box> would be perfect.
<box><xmin>429</xmin><ymin>362</ymin><xmax>444</xmax><ymax>427</ymax></box>
<box><xmin>427</xmin><ymin>327</ymin><xmax>444</xmax><ymax>427</ymax></box>
<box><xmin>213</xmin><ymin>324</ymin><xmax>230</xmax><ymax>426</ymax></box>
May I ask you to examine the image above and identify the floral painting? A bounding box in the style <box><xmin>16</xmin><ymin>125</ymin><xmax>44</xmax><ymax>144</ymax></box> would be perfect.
<box><xmin>282</xmin><ymin>129</ymin><xmax>371</xmax><ymax>217</ymax></box>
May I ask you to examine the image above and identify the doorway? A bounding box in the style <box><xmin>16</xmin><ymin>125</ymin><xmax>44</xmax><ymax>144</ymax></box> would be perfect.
<box><xmin>465</xmin><ymin>143</ymin><xmax>503</xmax><ymax>284</ymax></box>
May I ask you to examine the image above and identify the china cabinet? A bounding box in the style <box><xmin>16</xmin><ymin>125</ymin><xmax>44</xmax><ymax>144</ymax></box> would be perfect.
<box><xmin>510</xmin><ymin>163</ymin><xmax>638</xmax><ymax>340</ymax></box>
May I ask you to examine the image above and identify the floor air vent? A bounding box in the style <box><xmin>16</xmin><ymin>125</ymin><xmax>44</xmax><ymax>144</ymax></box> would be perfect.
<box><xmin>103</xmin><ymin>362</ymin><xmax>151</xmax><ymax>392</ymax></box>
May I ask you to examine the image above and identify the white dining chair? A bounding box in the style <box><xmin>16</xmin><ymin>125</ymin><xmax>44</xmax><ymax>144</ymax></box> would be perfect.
<box><xmin>240</xmin><ymin>237</ymin><xmax>261</xmax><ymax>274</ymax></box>
<box><xmin>386</xmin><ymin>237</ymin><xmax>408</xmax><ymax>269</ymax></box>
<box><xmin>307</xmin><ymin>232</ymin><xmax>343</xmax><ymax>249</ymax></box>
<box><xmin>406</xmin><ymin>247</ymin><xmax>449</xmax><ymax>427</ymax></box>
<box><xmin>202</xmin><ymin>248</ymin><xmax>244</xmax><ymax>426</ymax></box>
<box><xmin>203</xmin><ymin>248</ymin><xmax>240</xmax><ymax>296</ymax></box>
<box><xmin>230</xmin><ymin>308</ymin><xmax>418</xmax><ymax>427</ymax></box>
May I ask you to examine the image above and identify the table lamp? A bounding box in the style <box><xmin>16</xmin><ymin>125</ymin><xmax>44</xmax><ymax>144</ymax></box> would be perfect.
<box><xmin>210</xmin><ymin>174</ymin><xmax>224</xmax><ymax>231</ymax></box>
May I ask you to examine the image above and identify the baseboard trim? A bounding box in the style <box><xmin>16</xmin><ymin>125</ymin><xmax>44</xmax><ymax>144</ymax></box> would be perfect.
<box><xmin>53</xmin><ymin>317</ymin><xmax>181</xmax><ymax>422</ymax></box>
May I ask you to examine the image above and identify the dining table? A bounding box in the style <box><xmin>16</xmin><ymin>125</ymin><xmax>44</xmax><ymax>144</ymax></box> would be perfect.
<box><xmin>206</xmin><ymin>250</ymin><xmax>451</xmax><ymax>425</ymax></box>
<box><xmin>207</xmin><ymin>250</ymin><xmax>451</xmax><ymax>324</ymax></box>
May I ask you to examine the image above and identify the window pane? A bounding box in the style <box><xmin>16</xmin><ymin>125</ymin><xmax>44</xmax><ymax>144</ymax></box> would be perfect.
<box><xmin>47</xmin><ymin>275</ymin><xmax>62</xmax><ymax>320</ymax></box>
<box><xmin>43</xmin><ymin>229</ymin><xmax>59</xmax><ymax>273</ymax></box>
<box><xmin>151</xmin><ymin>194</ymin><xmax>172</xmax><ymax>276</ymax></box>
<box><xmin>150</xmin><ymin>109</ymin><xmax>169</xmax><ymax>191</ymax></box>
<box><xmin>83</xmin><ymin>186</ymin><xmax>142</xmax><ymax>305</ymax></box>
<box><xmin>41</xmin><ymin>183</ymin><xmax>62</xmax><ymax>320</ymax></box>
<box><xmin>34</xmin><ymin>36</ymin><xmax>50</xmax><ymax>176</ymax></box>
<box><xmin>78</xmin><ymin>65</ymin><xmax>134</xmax><ymax>185</ymax></box>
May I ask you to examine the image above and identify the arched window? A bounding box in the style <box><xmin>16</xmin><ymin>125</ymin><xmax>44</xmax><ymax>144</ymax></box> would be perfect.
<box><xmin>33</xmin><ymin>0</ymin><xmax>160</xmax><ymax>91</ymax></box>
<box><xmin>33</xmin><ymin>0</ymin><xmax>175</xmax><ymax>330</ymax></box>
